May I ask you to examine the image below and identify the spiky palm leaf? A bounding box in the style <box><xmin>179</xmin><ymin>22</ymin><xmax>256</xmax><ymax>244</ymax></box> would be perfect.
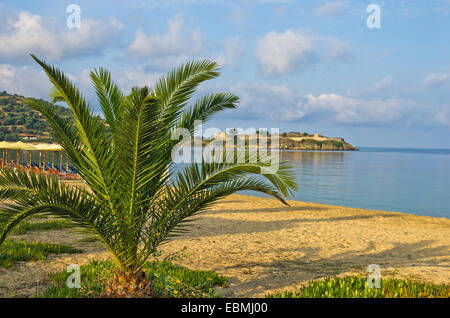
<box><xmin>0</xmin><ymin>55</ymin><xmax>298</xmax><ymax>271</ymax></box>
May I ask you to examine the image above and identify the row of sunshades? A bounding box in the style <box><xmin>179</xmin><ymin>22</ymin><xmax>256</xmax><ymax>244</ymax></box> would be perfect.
<box><xmin>1</xmin><ymin>160</ymin><xmax>79</xmax><ymax>178</ymax></box>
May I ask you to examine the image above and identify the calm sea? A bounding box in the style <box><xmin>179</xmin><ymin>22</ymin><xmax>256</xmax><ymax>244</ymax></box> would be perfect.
<box><xmin>260</xmin><ymin>148</ymin><xmax>450</xmax><ymax>218</ymax></box>
<box><xmin>8</xmin><ymin>146</ymin><xmax>450</xmax><ymax>218</ymax></box>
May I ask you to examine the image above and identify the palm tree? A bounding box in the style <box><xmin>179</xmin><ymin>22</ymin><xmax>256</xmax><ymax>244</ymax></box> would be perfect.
<box><xmin>0</xmin><ymin>55</ymin><xmax>297</xmax><ymax>293</ymax></box>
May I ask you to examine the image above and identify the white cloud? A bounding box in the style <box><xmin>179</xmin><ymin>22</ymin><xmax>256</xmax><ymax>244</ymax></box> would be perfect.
<box><xmin>225</xmin><ymin>82</ymin><xmax>412</xmax><ymax>125</ymax></box>
<box><xmin>0</xmin><ymin>62</ymin><xmax>417</xmax><ymax>127</ymax></box>
<box><xmin>72</xmin><ymin>67</ymin><xmax>163</xmax><ymax>95</ymax></box>
<box><xmin>0</xmin><ymin>64</ymin><xmax>50</xmax><ymax>98</ymax></box>
<box><xmin>0</xmin><ymin>64</ymin><xmax>100</xmax><ymax>104</ymax></box>
<box><xmin>314</xmin><ymin>1</ymin><xmax>349</xmax><ymax>17</ymax></box>
<box><xmin>234</xmin><ymin>83</ymin><xmax>299</xmax><ymax>109</ymax></box>
<box><xmin>256</xmin><ymin>30</ymin><xmax>318</xmax><ymax>76</ymax></box>
<box><xmin>117</xmin><ymin>67</ymin><xmax>163</xmax><ymax>91</ymax></box>
<box><xmin>283</xmin><ymin>93</ymin><xmax>411</xmax><ymax>124</ymax></box>
<box><xmin>424</xmin><ymin>73</ymin><xmax>450</xmax><ymax>87</ymax></box>
<box><xmin>135</xmin><ymin>0</ymin><xmax>291</xmax><ymax>7</ymax></box>
<box><xmin>135</xmin><ymin>0</ymin><xmax>225</xmax><ymax>8</ymax></box>
<box><xmin>127</xmin><ymin>15</ymin><xmax>203</xmax><ymax>67</ymax></box>
<box><xmin>373</xmin><ymin>75</ymin><xmax>393</xmax><ymax>90</ymax></box>
<box><xmin>347</xmin><ymin>75</ymin><xmax>393</xmax><ymax>96</ymax></box>
<box><xmin>323</xmin><ymin>38</ymin><xmax>353</xmax><ymax>62</ymax></box>
<box><xmin>435</xmin><ymin>106</ymin><xmax>450</xmax><ymax>126</ymax></box>
<box><xmin>251</xmin><ymin>0</ymin><xmax>293</xmax><ymax>3</ymax></box>
<box><xmin>202</xmin><ymin>82</ymin><xmax>302</xmax><ymax>120</ymax></box>
<box><xmin>0</xmin><ymin>11</ymin><xmax>124</xmax><ymax>62</ymax></box>
<box><xmin>215</xmin><ymin>38</ymin><xmax>244</xmax><ymax>67</ymax></box>
<box><xmin>255</xmin><ymin>30</ymin><xmax>351</xmax><ymax>76</ymax></box>
<box><xmin>65</xmin><ymin>67</ymin><xmax>163</xmax><ymax>105</ymax></box>
<box><xmin>0</xmin><ymin>63</ymin><xmax>163</xmax><ymax>112</ymax></box>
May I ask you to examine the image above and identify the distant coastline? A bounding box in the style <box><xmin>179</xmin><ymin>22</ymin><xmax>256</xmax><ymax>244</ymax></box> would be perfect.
<box><xmin>201</xmin><ymin>131</ymin><xmax>358</xmax><ymax>151</ymax></box>
<box><xmin>278</xmin><ymin>132</ymin><xmax>358</xmax><ymax>151</ymax></box>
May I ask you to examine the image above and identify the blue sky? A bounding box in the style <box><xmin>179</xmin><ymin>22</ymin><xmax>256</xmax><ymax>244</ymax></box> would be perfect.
<box><xmin>0</xmin><ymin>0</ymin><xmax>449</xmax><ymax>148</ymax></box>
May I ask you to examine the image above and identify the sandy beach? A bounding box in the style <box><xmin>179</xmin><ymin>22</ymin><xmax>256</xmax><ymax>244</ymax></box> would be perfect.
<box><xmin>0</xmin><ymin>193</ymin><xmax>449</xmax><ymax>297</ymax></box>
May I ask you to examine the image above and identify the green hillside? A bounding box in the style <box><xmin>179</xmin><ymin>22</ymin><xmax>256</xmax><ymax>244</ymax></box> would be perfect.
<box><xmin>0</xmin><ymin>91</ymin><xmax>71</xmax><ymax>142</ymax></box>
<box><xmin>0</xmin><ymin>90</ymin><xmax>357</xmax><ymax>151</ymax></box>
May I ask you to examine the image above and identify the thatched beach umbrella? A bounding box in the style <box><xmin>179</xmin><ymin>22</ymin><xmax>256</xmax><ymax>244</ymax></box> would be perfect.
<box><xmin>33</xmin><ymin>143</ymin><xmax>63</xmax><ymax>171</ymax></box>
<box><xmin>0</xmin><ymin>142</ymin><xmax>65</xmax><ymax>171</ymax></box>
<box><xmin>0</xmin><ymin>142</ymin><xmax>9</xmax><ymax>169</ymax></box>
<box><xmin>4</xmin><ymin>142</ymin><xmax>38</xmax><ymax>169</ymax></box>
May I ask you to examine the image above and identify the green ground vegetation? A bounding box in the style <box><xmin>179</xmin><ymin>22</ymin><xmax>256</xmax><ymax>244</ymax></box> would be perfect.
<box><xmin>266</xmin><ymin>275</ymin><xmax>450</xmax><ymax>298</ymax></box>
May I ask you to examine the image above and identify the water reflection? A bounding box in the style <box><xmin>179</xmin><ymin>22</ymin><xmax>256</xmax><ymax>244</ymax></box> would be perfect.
<box><xmin>281</xmin><ymin>150</ymin><xmax>345</xmax><ymax>169</ymax></box>
<box><xmin>255</xmin><ymin>149</ymin><xmax>450</xmax><ymax>218</ymax></box>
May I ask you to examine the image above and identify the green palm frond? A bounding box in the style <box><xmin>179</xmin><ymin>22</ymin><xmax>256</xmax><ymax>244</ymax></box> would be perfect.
<box><xmin>29</xmin><ymin>54</ymin><xmax>117</xmax><ymax>213</ymax></box>
<box><xmin>0</xmin><ymin>170</ymin><xmax>126</xmax><ymax>265</ymax></box>
<box><xmin>154</xmin><ymin>60</ymin><xmax>219</xmax><ymax>127</ymax></box>
<box><xmin>177</xmin><ymin>92</ymin><xmax>239</xmax><ymax>134</ymax></box>
<box><xmin>90</xmin><ymin>68</ymin><xmax>125</xmax><ymax>133</ymax></box>
<box><xmin>0</xmin><ymin>55</ymin><xmax>298</xmax><ymax>272</ymax></box>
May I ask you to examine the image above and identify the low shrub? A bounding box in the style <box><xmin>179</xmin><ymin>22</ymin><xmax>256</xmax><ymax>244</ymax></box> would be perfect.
<box><xmin>12</xmin><ymin>220</ymin><xmax>75</xmax><ymax>235</ymax></box>
<box><xmin>144</xmin><ymin>261</ymin><xmax>227</xmax><ymax>297</ymax></box>
<box><xmin>0</xmin><ymin>240</ymin><xmax>82</xmax><ymax>268</ymax></box>
<box><xmin>266</xmin><ymin>275</ymin><xmax>450</xmax><ymax>298</ymax></box>
<box><xmin>39</xmin><ymin>260</ymin><xmax>227</xmax><ymax>298</ymax></box>
<box><xmin>40</xmin><ymin>260</ymin><xmax>115</xmax><ymax>298</ymax></box>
